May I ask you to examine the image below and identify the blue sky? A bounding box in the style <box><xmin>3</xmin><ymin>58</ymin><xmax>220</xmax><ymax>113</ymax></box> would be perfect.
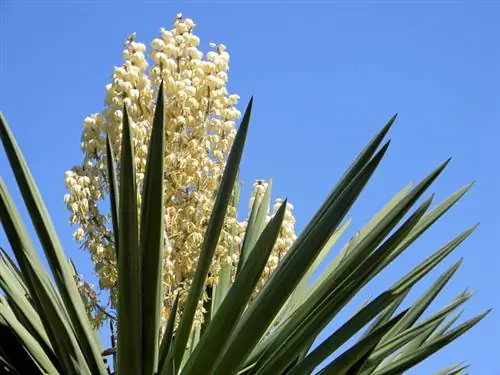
<box><xmin>1</xmin><ymin>1</ymin><xmax>499</xmax><ymax>373</ymax></box>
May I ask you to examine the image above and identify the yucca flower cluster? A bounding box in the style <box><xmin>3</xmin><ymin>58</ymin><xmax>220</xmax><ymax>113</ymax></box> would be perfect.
<box><xmin>64</xmin><ymin>14</ymin><xmax>297</xmax><ymax>327</ymax></box>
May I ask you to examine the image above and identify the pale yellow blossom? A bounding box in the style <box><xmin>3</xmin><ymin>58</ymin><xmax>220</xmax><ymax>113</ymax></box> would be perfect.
<box><xmin>65</xmin><ymin>15</ymin><xmax>297</xmax><ymax>328</ymax></box>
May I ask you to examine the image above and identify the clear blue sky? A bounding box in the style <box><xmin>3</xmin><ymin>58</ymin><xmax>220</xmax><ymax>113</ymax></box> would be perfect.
<box><xmin>1</xmin><ymin>1</ymin><xmax>499</xmax><ymax>373</ymax></box>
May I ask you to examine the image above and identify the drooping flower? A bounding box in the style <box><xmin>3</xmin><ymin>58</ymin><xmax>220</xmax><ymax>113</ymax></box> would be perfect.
<box><xmin>65</xmin><ymin>14</ymin><xmax>297</xmax><ymax>328</ymax></box>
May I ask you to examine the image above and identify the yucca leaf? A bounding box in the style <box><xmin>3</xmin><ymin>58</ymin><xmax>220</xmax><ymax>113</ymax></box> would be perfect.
<box><xmin>0</xmin><ymin>298</ymin><xmax>60</xmax><ymax>375</ymax></box>
<box><xmin>393</xmin><ymin>294</ymin><xmax>468</xmax><ymax>364</ymax></box>
<box><xmin>362</xmin><ymin>237</ymin><xmax>472</xmax><ymax>351</ymax></box>
<box><xmin>281</xmin><ymin>192</ymin><xmax>429</xmax><ymax>372</ymax></box>
<box><xmin>325</xmin><ymin>114</ymin><xmax>396</xmax><ymax>207</ymax></box>
<box><xmin>360</xmin><ymin>289</ymin><xmax>410</xmax><ymax>341</ymax></box>
<box><xmin>237</xmin><ymin>178</ymin><xmax>272</xmax><ymax>274</ymax></box>
<box><xmin>158</xmin><ymin>293</ymin><xmax>180</xmax><ymax>373</ymax></box>
<box><xmin>237</xmin><ymin>142</ymin><xmax>392</xmax><ymax>372</ymax></box>
<box><xmin>379</xmin><ymin>259</ymin><xmax>463</xmax><ymax>347</ymax></box>
<box><xmin>283</xmin><ymin>114</ymin><xmax>396</xmax><ymax>291</ymax></box>
<box><xmin>253</xmin><ymin>195</ymin><xmax>432</xmax><ymax>375</ymax></box>
<box><xmin>392</xmin><ymin>324</ymin><xmax>441</xmax><ymax>364</ymax></box>
<box><xmin>252</xmin><ymin>219</ymin><xmax>352</xmax><ymax>366</ymax></box>
<box><xmin>0</xmin><ymin>100</ymin><xmax>485</xmax><ymax>375</ymax></box>
<box><xmin>370</xmin><ymin>309</ymin><xmax>490</xmax><ymax>375</ymax></box>
<box><xmin>0</xmin><ymin>113</ymin><xmax>107</xmax><ymax>374</ymax></box>
<box><xmin>390</xmin><ymin>225</ymin><xmax>477</xmax><ymax>296</ymax></box>
<box><xmin>212</xmin><ymin>177</ymin><xmax>242</xmax><ymax>316</ymax></box>
<box><xmin>0</xmin><ymin>247</ymin><xmax>28</xmax><ymax>296</ymax></box>
<box><xmin>105</xmin><ymin>134</ymin><xmax>120</xmax><ymax>259</ymax></box>
<box><xmin>244</xmin><ymin>118</ymin><xmax>398</xmax><ymax>364</ymax></box>
<box><xmin>345</xmin><ymin>347</ymin><xmax>377</xmax><ymax>375</ymax></box>
<box><xmin>433</xmin><ymin>362</ymin><xmax>467</xmax><ymax>375</ymax></box>
<box><xmin>267</xmin><ymin>219</ymin><xmax>351</xmax><ymax>369</ymax></box>
<box><xmin>364</xmin><ymin>261</ymin><xmax>471</xmax><ymax>370</ymax></box>
<box><xmin>181</xmin><ymin>324</ymin><xmax>202</xmax><ymax>368</ymax></box>
<box><xmin>371</xmin><ymin>182</ymin><xmax>474</xmax><ymax>277</ymax></box>
<box><xmin>166</xmin><ymin>97</ymin><xmax>253</xmax><ymax>374</ymax></box>
<box><xmin>284</xmin><ymin>220</ymin><xmax>351</xmax><ymax>319</ymax></box>
<box><xmin>236</xmin><ymin>180</ymin><xmax>263</xmax><ymax>276</ymax></box>
<box><xmin>4</xmin><ymin>300</ymin><xmax>59</xmax><ymax>375</ymax></box>
<box><xmin>66</xmin><ymin>259</ymin><xmax>104</xmax><ymax>354</ymax></box>
<box><xmin>287</xmin><ymin>291</ymin><xmax>401</xmax><ymax>375</ymax></box>
<box><xmin>177</xmin><ymin>324</ymin><xmax>201</xmax><ymax>371</ymax></box>
<box><xmin>246</xmin><ymin>221</ymin><xmax>351</xmax><ymax>368</ymax></box>
<box><xmin>358</xmin><ymin>181</ymin><xmax>413</xmax><ymax>236</ymax></box>
<box><xmin>306</xmin><ymin>161</ymin><xmax>453</xmax><ymax>306</ymax></box>
<box><xmin>332</xmin><ymin>193</ymin><xmax>432</xmax><ymax>294</ymax></box>
<box><xmin>0</xmin><ymin>260</ymin><xmax>53</xmax><ymax>355</ymax></box>
<box><xmin>335</xmin><ymin>181</ymin><xmax>412</xmax><ymax>267</ymax></box>
<box><xmin>430</xmin><ymin>309</ymin><xmax>465</xmax><ymax>340</ymax></box>
<box><xmin>262</xmin><ymin>196</ymin><xmax>431</xmax><ymax>373</ymax></box>
<box><xmin>308</xmin><ymin>182</ymin><xmax>412</xmax><ymax>304</ymax></box>
<box><xmin>0</xmin><ymin>179</ymin><xmax>87</xmax><ymax>374</ymax></box>
<box><xmin>245</xmin><ymin>180</ymin><xmax>273</xmax><ymax>262</ymax></box>
<box><xmin>296</xmin><ymin>116</ymin><xmax>396</xmax><ymax>278</ymax></box>
<box><xmin>363</xmin><ymin>289</ymin><xmax>471</xmax><ymax>373</ymax></box>
<box><xmin>321</xmin><ymin>309</ymin><xmax>407</xmax><ymax>375</ymax></box>
<box><xmin>411</xmin><ymin>182</ymin><xmax>473</xmax><ymax>243</ymax></box>
<box><xmin>304</xmin><ymin>170</ymin><xmax>462</xmax><ymax>341</ymax></box>
<box><xmin>6</xmin><ymin>298</ymin><xmax>38</xmax><ymax>339</ymax></box>
<box><xmin>446</xmin><ymin>364</ymin><xmax>470</xmax><ymax>375</ymax></box>
<box><xmin>139</xmin><ymin>82</ymin><xmax>166</xmax><ymax>375</ymax></box>
<box><xmin>308</xmin><ymin>219</ymin><xmax>352</xmax><ymax>284</ymax></box>
<box><xmin>332</xmin><ymin>157</ymin><xmax>453</xmax><ymax>290</ymax></box>
<box><xmin>182</xmin><ymin>200</ymin><xmax>287</xmax><ymax>375</ymax></box>
<box><xmin>116</xmin><ymin>105</ymin><xmax>142</xmax><ymax>375</ymax></box>
<box><xmin>214</xmin><ymin>136</ymin><xmax>391</xmax><ymax>375</ymax></box>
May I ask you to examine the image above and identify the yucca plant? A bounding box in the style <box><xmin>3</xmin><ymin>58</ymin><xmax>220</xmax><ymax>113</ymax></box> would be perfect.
<box><xmin>0</xmin><ymin>83</ymin><xmax>489</xmax><ymax>375</ymax></box>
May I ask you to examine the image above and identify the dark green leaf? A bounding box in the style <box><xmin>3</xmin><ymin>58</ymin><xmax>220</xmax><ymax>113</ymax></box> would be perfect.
<box><xmin>166</xmin><ymin>97</ymin><xmax>253</xmax><ymax>373</ymax></box>
<box><xmin>0</xmin><ymin>113</ymin><xmax>106</xmax><ymax>375</ymax></box>
<box><xmin>322</xmin><ymin>309</ymin><xmax>407</xmax><ymax>375</ymax></box>
<box><xmin>371</xmin><ymin>310</ymin><xmax>490</xmax><ymax>375</ymax></box>
<box><xmin>105</xmin><ymin>134</ymin><xmax>120</xmax><ymax>260</ymax></box>
<box><xmin>287</xmin><ymin>291</ymin><xmax>401</xmax><ymax>375</ymax></box>
<box><xmin>182</xmin><ymin>200</ymin><xmax>287</xmax><ymax>375</ymax></box>
<box><xmin>158</xmin><ymin>293</ymin><xmax>180</xmax><ymax>373</ymax></box>
<box><xmin>0</xmin><ymin>179</ymin><xmax>87</xmax><ymax>374</ymax></box>
<box><xmin>254</xmin><ymin>195</ymin><xmax>432</xmax><ymax>375</ymax></box>
<box><xmin>140</xmin><ymin>82</ymin><xmax>166</xmax><ymax>375</ymax></box>
<box><xmin>213</xmin><ymin>177</ymin><xmax>242</xmax><ymax>316</ymax></box>
<box><xmin>214</xmin><ymin>137</ymin><xmax>391</xmax><ymax>375</ymax></box>
<box><xmin>116</xmin><ymin>106</ymin><xmax>142</xmax><ymax>375</ymax></box>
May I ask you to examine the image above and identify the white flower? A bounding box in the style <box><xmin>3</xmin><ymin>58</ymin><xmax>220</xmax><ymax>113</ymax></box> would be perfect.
<box><xmin>152</xmin><ymin>38</ymin><xmax>166</xmax><ymax>50</ymax></box>
<box><xmin>65</xmin><ymin>15</ymin><xmax>296</xmax><ymax>329</ymax></box>
<box><xmin>184</xmin><ymin>18</ymin><xmax>195</xmax><ymax>29</ymax></box>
